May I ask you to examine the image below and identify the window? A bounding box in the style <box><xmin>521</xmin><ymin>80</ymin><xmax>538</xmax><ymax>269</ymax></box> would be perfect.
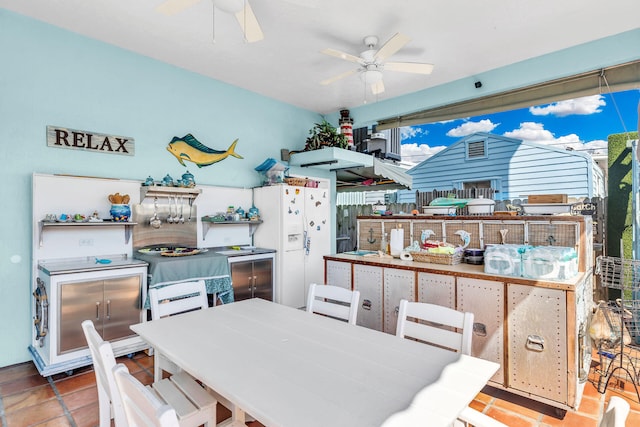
<box><xmin>466</xmin><ymin>140</ymin><xmax>487</xmax><ymax>159</ymax></box>
<box><xmin>463</xmin><ymin>180</ymin><xmax>491</xmax><ymax>190</ymax></box>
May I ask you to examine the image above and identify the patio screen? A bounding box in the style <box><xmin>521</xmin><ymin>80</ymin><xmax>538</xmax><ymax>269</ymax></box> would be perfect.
<box><xmin>377</xmin><ymin>59</ymin><xmax>639</xmax><ymax>130</ymax></box>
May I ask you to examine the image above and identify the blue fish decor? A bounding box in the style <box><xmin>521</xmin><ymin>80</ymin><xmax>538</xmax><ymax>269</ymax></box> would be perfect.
<box><xmin>166</xmin><ymin>134</ymin><xmax>243</xmax><ymax>167</ymax></box>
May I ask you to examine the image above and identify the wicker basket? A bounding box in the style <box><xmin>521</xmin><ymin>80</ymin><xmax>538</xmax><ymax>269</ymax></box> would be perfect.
<box><xmin>410</xmin><ymin>251</ymin><xmax>463</xmax><ymax>265</ymax></box>
<box><xmin>284</xmin><ymin>177</ymin><xmax>308</xmax><ymax>187</ymax></box>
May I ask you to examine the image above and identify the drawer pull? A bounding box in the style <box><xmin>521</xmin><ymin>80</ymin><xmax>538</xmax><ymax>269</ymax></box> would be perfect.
<box><xmin>394</xmin><ymin>306</ymin><xmax>400</xmax><ymax>316</ymax></box>
<box><xmin>526</xmin><ymin>335</ymin><xmax>545</xmax><ymax>352</ymax></box>
<box><xmin>473</xmin><ymin>322</ymin><xmax>487</xmax><ymax>337</ymax></box>
<box><xmin>362</xmin><ymin>299</ymin><xmax>372</xmax><ymax>311</ymax></box>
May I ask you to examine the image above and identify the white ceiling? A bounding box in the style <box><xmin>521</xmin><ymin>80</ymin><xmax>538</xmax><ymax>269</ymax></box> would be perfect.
<box><xmin>2</xmin><ymin>0</ymin><xmax>638</xmax><ymax>114</ymax></box>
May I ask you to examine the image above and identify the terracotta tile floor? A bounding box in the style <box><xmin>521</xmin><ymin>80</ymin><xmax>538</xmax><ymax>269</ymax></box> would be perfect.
<box><xmin>0</xmin><ymin>350</ymin><xmax>639</xmax><ymax>426</ymax></box>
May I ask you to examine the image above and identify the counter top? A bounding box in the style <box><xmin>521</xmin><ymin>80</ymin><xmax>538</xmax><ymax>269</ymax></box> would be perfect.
<box><xmin>38</xmin><ymin>255</ymin><xmax>147</xmax><ymax>275</ymax></box>
<box><xmin>324</xmin><ymin>253</ymin><xmax>586</xmax><ymax>291</ymax></box>
<box><xmin>206</xmin><ymin>246</ymin><xmax>276</xmax><ymax>257</ymax></box>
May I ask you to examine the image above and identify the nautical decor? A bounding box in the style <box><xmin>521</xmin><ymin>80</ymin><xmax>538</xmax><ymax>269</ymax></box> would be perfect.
<box><xmin>47</xmin><ymin>125</ymin><xmax>135</xmax><ymax>156</ymax></box>
<box><xmin>166</xmin><ymin>133</ymin><xmax>243</xmax><ymax>167</ymax></box>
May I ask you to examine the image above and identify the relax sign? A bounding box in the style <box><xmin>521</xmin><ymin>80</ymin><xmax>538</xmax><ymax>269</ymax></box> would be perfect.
<box><xmin>47</xmin><ymin>125</ymin><xmax>135</xmax><ymax>156</ymax></box>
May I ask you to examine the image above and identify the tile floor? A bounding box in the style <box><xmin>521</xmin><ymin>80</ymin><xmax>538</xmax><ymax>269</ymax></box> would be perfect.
<box><xmin>0</xmin><ymin>350</ymin><xmax>639</xmax><ymax>427</ymax></box>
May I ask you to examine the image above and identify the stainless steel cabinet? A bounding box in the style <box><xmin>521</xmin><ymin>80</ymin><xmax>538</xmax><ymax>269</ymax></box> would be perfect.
<box><xmin>353</xmin><ymin>264</ymin><xmax>383</xmax><ymax>331</ymax></box>
<box><xmin>230</xmin><ymin>257</ymin><xmax>273</xmax><ymax>301</ymax></box>
<box><xmin>383</xmin><ymin>268</ymin><xmax>415</xmax><ymax>334</ymax></box>
<box><xmin>59</xmin><ymin>275</ymin><xmax>142</xmax><ymax>354</ymax></box>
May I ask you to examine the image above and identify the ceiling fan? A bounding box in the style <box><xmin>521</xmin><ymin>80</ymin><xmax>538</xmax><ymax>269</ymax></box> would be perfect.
<box><xmin>156</xmin><ymin>0</ymin><xmax>264</xmax><ymax>43</ymax></box>
<box><xmin>320</xmin><ymin>33</ymin><xmax>434</xmax><ymax>95</ymax></box>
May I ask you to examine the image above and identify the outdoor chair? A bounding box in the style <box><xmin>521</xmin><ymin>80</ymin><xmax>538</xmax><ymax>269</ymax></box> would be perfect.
<box><xmin>306</xmin><ymin>283</ymin><xmax>360</xmax><ymax>325</ymax></box>
<box><xmin>395</xmin><ymin>299</ymin><xmax>507</xmax><ymax>427</ymax></box>
<box><xmin>81</xmin><ymin>319</ymin><xmax>216</xmax><ymax>427</ymax></box>
<box><xmin>149</xmin><ymin>280</ymin><xmax>209</xmax><ymax>382</ymax></box>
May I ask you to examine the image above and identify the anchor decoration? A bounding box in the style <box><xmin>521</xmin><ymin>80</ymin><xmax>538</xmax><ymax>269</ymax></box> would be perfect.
<box><xmin>367</xmin><ymin>227</ymin><xmax>377</xmax><ymax>244</ymax></box>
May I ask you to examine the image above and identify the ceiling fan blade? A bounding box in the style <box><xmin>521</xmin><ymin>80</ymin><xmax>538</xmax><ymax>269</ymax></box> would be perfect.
<box><xmin>320</xmin><ymin>68</ymin><xmax>359</xmax><ymax>85</ymax></box>
<box><xmin>385</xmin><ymin>61</ymin><xmax>434</xmax><ymax>75</ymax></box>
<box><xmin>374</xmin><ymin>32</ymin><xmax>411</xmax><ymax>62</ymax></box>
<box><xmin>321</xmin><ymin>48</ymin><xmax>362</xmax><ymax>64</ymax></box>
<box><xmin>234</xmin><ymin>2</ymin><xmax>264</xmax><ymax>43</ymax></box>
<box><xmin>156</xmin><ymin>0</ymin><xmax>202</xmax><ymax>16</ymax></box>
<box><xmin>371</xmin><ymin>80</ymin><xmax>385</xmax><ymax>95</ymax></box>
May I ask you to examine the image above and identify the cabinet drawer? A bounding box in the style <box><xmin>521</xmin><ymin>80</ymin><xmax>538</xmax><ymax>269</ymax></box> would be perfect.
<box><xmin>383</xmin><ymin>269</ymin><xmax>415</xmax><ymax>334</ymax></box>
<box><xmin>457</xmin><ymin>277</ymin><xmax>504</xmax><ymax>384</ymax></box>
<box><xmin>508</xmin><ymin>284</ymin><xmax>567</xmax><ymax>403</ymax></box>
<box><xmin>326</xmin><ymin>260</ymin><xmax>352</xmax><ymax>290</ymax></box>
<box><xmin>353</xmin><ymin>265</ymin><xmax>383</xmax><ymax>331</ymax></box>
<box><xmin>417</xmin><ymin>272</ymin><xmax>455</xmax><ymax>309</ymax></box>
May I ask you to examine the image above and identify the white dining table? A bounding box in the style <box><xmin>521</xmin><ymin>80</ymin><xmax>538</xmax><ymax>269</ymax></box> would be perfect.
<box><xmin>131</xmin><ymin>298</ymin><xmax>499</xmax><ymax>427</ymax></box>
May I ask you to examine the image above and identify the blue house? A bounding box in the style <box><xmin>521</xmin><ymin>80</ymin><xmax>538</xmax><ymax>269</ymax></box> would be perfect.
<box><xmin>398</xmin><ymin>132</ymin><xmax>605</xmax><ymax>202</ymax></box>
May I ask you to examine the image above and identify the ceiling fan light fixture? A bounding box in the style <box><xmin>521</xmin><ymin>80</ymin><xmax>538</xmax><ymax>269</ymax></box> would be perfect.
<box><xmin>361</xmin><ymin>69</ymin><xmax>383</xmax><ymax>85</ymax></box>
<box><xmin>215</xmin><ymin>0</ymin><xmax>244</xmax><ymax>13</ymax></box>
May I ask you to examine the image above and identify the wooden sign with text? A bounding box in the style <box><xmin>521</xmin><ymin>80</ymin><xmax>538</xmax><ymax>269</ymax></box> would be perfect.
<box><xmin>46</xmin><ymin>126</ymin><xmax>135</xmax><ymax>156</ymax></box>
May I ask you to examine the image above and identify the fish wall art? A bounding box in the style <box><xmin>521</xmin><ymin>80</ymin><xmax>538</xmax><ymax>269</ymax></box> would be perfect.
<box><xmin>166</xmin><ymin>133</ymin><xmax>243</xmax><ymax>167</ymax></box>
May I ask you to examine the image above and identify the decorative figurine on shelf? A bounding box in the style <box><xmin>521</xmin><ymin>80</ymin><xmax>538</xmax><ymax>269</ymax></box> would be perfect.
<box><xmin>143</xmin><ymin>176</ymin><xmax>155</xmax><ymax>186</ymax></box>
<box><xmin>181</xmin><ymin>170</ymin><xmax>196</xmax><ymax>187</ymax></box>
<box><xmin>162</xmin><ymin>174</ymin><xmax>174</xmax><ymax>187</ymax></box>
<box><xmin>248</xmin><ymin>206</ymin><xmax>260</xmax><ymax>221</ymax></box>
<box><xmin>108</xmin><ymin>193</ymin><xmax>131</xmax><ymax>222</ymax></box>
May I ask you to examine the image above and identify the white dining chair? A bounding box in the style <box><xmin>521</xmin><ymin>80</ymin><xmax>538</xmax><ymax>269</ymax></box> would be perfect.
<box><xmin>395</xmin><ymin>299</ymin><xmax>474</xmax><ymax>354</ymax></box>
<box><xmin>395</xmin><ymin>300</ymin><xmax>507</xmax><ymax>427</ymax></box>
<box><xmin>112</xmin><ymin>363</ymin><xmax>180</xmax><ymax>427</ymax></box>
<box><xmin>306</xmin><ymin>283</ymin><xmax>361</xmax><ymax>325</ymax></box>
<box><xmin>149</xmin><ymin>280</ymin><xmax>209</xmax><ymax>382</ymax></box>
<box><xmin>81</xmin><ymin>320</ymin><xmax>217</xmax><ymax>427</ymax></box>
<box><xmin>599</xmin><ymin>396</ymin><xmax>630</xmax><ymax>427</ymax></box>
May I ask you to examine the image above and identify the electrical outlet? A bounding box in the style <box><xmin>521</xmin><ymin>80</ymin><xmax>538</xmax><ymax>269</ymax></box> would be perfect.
<box><xmin>79</xmin><ymin>238</ymin><xmax>94</xmax><ymax>246</ymax></box>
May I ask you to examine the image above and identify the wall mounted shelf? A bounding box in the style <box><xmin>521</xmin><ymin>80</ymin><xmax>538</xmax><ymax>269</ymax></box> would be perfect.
<box><xmin>200</xmin><ymin>217</ymin><xmax>263</xmax><ymax>238</ymax></box>
<box><xmin>38</xmin><ymin>221</ymin><xmax>137</xmax><ymax>247</ymax></box>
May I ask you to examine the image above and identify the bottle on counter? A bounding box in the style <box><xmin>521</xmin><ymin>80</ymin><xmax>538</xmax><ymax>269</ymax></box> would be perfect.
<box><xmin>381</xmin><ymin>233</ymin><xmax>389</xmax><ymax>254</ymax></box>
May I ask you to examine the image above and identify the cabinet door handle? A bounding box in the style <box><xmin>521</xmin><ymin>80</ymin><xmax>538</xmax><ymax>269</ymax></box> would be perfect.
<box><xmin>106</xmin><ymin>299</ymin><xmax>111</xmax><ymax>320</ymax></box>
<box><xmin>95</xmin><ymin>301</ymin><xmax>101</xmax><ymax>320</ymax></box>
<box><xmin>362</xmin><ymin>299</ymin><xmax>372</xmax><ymax>311</ymax></box>
<box><xmin>526</xmin><ymin>335</ymin><xmax>545</xmax><ymax>352</ymax></box>
<box><xmin>394</xmin><ymin>306</ymin><xmax>400</xmax><ymax>316</ymax></box>
<box><xmin>473</xmin><ymin>322</ymin><xmax>487</xmax><ymax>337</ymax></box>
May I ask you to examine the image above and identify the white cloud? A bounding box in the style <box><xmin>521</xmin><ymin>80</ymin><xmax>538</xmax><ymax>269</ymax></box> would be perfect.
<box><xmin>529</xmin><ymin>95</ymin><xmax>606</xmax><ymax>117</ymax></box>
<box><xmin>503</xmin><ymin>122</ymin><xmax>608</xmax><ymax>155</ymax></box>
<box><xmin>400</xmin><ymin>126</ymin><xmax>426</xmax><ymax>140</ymax></box>
<box><xmin>446</xmin><ymin>119</ymin><xmax>498</xmax><ymax>137</ymax></box>
<box><xmin>401</xmin><ymin>143</ymin><xmax>446</xmax><ymax>164</ymax></box>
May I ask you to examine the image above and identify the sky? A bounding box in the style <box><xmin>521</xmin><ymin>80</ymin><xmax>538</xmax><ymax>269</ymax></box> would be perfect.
<box><xmin>399</xmin><ymin>88</ymin><xmax>640</xmax><ymax>165</ymax></box>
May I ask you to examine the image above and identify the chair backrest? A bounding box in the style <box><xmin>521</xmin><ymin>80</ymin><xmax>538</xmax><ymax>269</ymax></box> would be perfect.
<box><xmin>599</xmin><ymin>396</ymin><xmax>630</xmax><ymax>427</ymax></box>
<box><xmin>113</xmin><ymin>363</ymin><xmax>180</xmax><ymax>427</ymax></box>
<box><xmin>395</xmin><ymin>299</ymin><xmax>474</xmax><ymax>355</ymax></box>
<box><xmin>81</xmin><ymin>319</ymin><xmax>127</xmax><ymax>427</ymax></box>
<box><xmin>306</xmin><ymin>283</ymin><xmax>360</xmax><ymax>325</ymax></box>
<box><xmin>149</xmin><ymin>280</ymin><xmax>209</xmax><ymax>320</ymax></box>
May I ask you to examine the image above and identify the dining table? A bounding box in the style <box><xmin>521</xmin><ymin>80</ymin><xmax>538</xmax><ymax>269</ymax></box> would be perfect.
<box><xmin>130</xmin><ymin>298</ymin><xmax>499</xmax><ymax>427</ymax></box>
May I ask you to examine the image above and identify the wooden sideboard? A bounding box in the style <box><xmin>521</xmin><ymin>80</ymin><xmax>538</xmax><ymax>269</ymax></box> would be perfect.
<box><xmin>323</xmin><ymin>214</ymin><xmax>594</xmax><ymax>414</ymax></box>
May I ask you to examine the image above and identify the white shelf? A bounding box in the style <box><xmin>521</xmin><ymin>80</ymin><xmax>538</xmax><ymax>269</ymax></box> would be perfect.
<box><xmin>39</xmin><ymin>221</ymin><xmax>137</xmax><ymax>247</ymax></box>
<box><xmin>200</xmin><ymin>217</ymin><xmax>263</xmax><ymax>238</ymax></box>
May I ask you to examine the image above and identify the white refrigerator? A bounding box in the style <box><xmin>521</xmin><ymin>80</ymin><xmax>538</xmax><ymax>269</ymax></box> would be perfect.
<box><xmin>253</xmin><ymin>184</ymin><xmax>331</xmax><ymax>308</ymax></box>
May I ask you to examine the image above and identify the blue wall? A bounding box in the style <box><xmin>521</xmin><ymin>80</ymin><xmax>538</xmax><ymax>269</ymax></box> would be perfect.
<box><xmin>0</xmin><ymin>9</ymin><xmax>324</xmax><ymax>367</ymax></box>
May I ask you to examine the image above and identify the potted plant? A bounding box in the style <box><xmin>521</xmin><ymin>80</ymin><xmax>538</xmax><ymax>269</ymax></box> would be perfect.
<box><xmin>305</xmin><ymin>120</ymin><xmax>348</xmax><ymax>151</ymax></box>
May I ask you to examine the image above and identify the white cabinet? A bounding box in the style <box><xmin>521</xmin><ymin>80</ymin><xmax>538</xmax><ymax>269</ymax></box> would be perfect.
<box><xmin>508</xmin><ymin>284</ymin><xmax>567</xmax><ymax>403</ymax></box>
<box><xmin>383</xmin><ymin>268</ymin><xmax>415</xmax><ymax>334</ymax></box>
<box><xmin>417</xmin><ymin>272</ymin><xmax>455</xmax><ymax>309</ymax></box>
<box><xmin>326</xmin><ymin>260</ymin><xmax>352</xmax><ymax>290</ymax></box>
<box><xmin>353</xmin><ymin>264</ymin><xmax>383</xmax><ymax>331</ymax></box>
<box><xmin>457</xmin><ymin>277</ymin><xmax>505</xmax><ymax>384</ymax></box>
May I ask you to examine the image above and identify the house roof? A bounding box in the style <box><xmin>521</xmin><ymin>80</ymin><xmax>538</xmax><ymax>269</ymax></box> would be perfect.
<box><xmin>408</xmin><ymin>132</ymin><xmax>596</xmax><ymax>171</ymax></box>
<box><xmin>1</xmin><ymin>1</ymin><xmax>637</xmax><ymax>114</ymax></box>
